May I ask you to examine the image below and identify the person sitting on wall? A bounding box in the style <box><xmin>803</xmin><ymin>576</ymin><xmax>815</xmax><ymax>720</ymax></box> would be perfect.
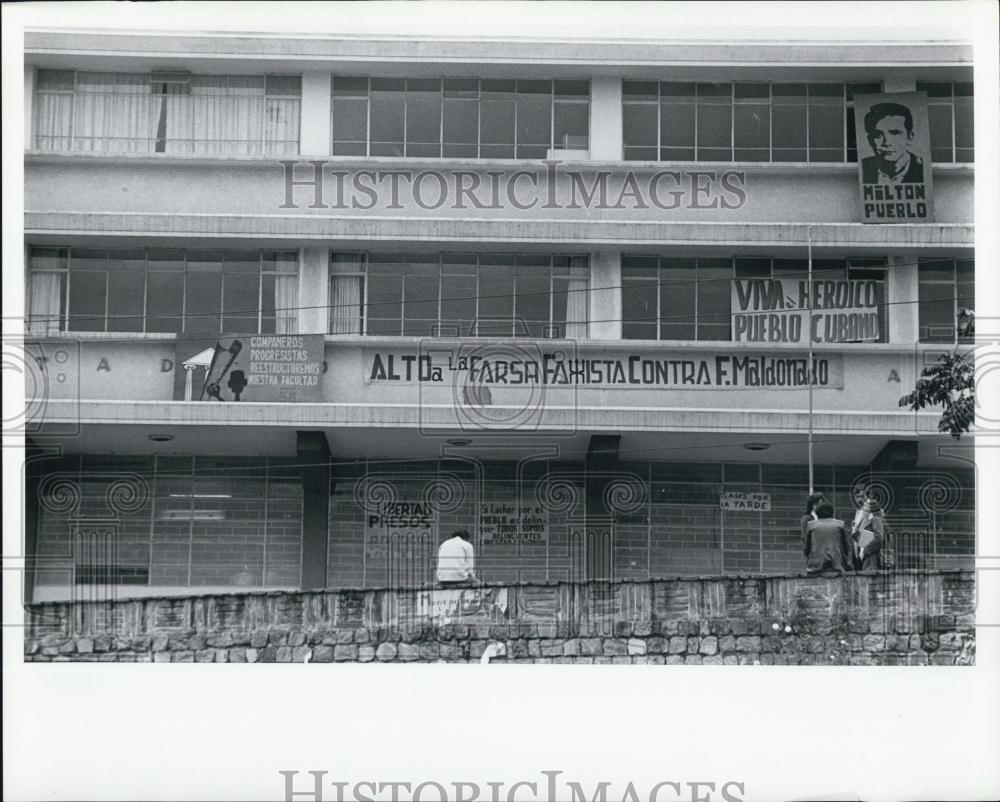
<box><xmin>851</xmin><ymin>496</ymin><xmax>885</xmax><ymax>571</ymax></box>
<box><xmin>861</xmin><ymin>101</ymin><xmax>925</xmax><ymax>184</ymax></box>
<box><xmin>436</xmin><ymin>529</ymin><xmax>477</xmax><ymax>588</ymax></box>
<box><xmin>804</xmin><ymin>500</ymin><xmax>852</xmax><ymax>575</ymax></box>
<box><xmin>800</xmin><ymin>492</ymin><xmax>828</xmax><ymax>556</ymax></box>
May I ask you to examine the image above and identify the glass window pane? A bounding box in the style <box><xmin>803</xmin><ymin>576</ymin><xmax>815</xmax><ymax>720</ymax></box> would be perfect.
<box><xmin>697</xmin><ymin>104</ymin><xmax>732</xmax><ymax>160</ymax></box>
<box><xmin>402</xmin><ymin>259</ymin><xmax>439</xmax><ymax>337</ymax></box>
<box><xmin>262</xmin><ymin>251</ymin><xmax>298</xmax><ymax>273</ymax></box>
<box><xmin>696</xmin><ymin>259</ymin><xmax>732</xmax><ymax>340</ymax></box>
<box><xmin>555</xmin><ymin>80</ymin><xmax>589</xmax><ymax>99</ymax></box>
<box><xmin>734</xmin><ymin>104</ymin><xmax>769</xmax><ymax>161</ymax></box>
<box><xmin>660</xmin><ymin>259</ymin><xmax>696</xmax><ymax>340</ymax></box>
<box><xmin>661</xmin><ymin>101</ymin><xmax>696</xmax><ymax>148</ymax></box>
<box><xmin>916</xmin><ymin>82</ymin><xmax>952</xmax><ymax>98</ymax></box>
<box><xmin>846</xmin><ymin>83</ymin><xmax>881</xmax><ymax>101</ymax></box>
<box><xmin>477</xmin><ymin>260</ymin><xmax>514</xmax><ymax>335</ymax></box>
<box><xmin>735</xmin><ymin>83</ymin><xmax>769</xmax><ymax>100</ymax></box>
<box><xmin>771</xmin><ymin>103</ymin><xmax>807</xmax><ymax>160</ymax></box>
<box><xmin>553</xmin><ymin>102</ymin><xmax>589</xmax><ymax>149</ymax></box>
<box><xmin>515</xmin><ymin>264</ymin><xmax>550</xmax><ymax>338</ymax></box>
<box><xmin>266</xmin><ymin>76</ymin><xmax>301</xmax><ymax>96</ymax></box>
<box><xmin>37</xmin><ymin>69</ymin><xmax>75</xmax><ymax>91</ymax></box>
<box><xmin>332</xmin><ymin>98</ymin><xmax>368</xmax><ymax>153</ymax></box>
<box><xmin>928</xmin><ymin>103</ymin><xmax>954</xmax><ymax>163</ymax></box>
<box><xmin>623</xmin><ymin>103</ymin><xmax>657</xmax><ymax>148</ymax></box>
<box><xmin>622</xmin><ymin>258</ymin><xmax>660</xmax><ymax>341</ymax></box>
<box><xmin>954</xmin><ymin>96</ymin><xmax>973</xmax><ymax>161</ymax></box>
<box><xmin>660</xmin><ymin>83</ymin><xmax>695</xmax><ymax>100</ymax></box>
<box><xmin>406</xmin><ymin>85</ymin><xmax>442</xmax><ymax>157</ymax></box>
<box><xmin>333</xmin><ymin>76</ymin><xmax>368</xmax><ymax>96</ymax></box>
<box><xmin>808</xmin><ymin>103</ymin><xmax>844</xmax><ymax>161</ymax></box>
<box><xmin>480</xmin><ymin>85</ymin><xmax>515</xmax><ymax>158</ymax></box>
<box><xmin>223</xmin><ymin>268</ymin><xmax>260</xmax><ymax>332</ymax></box>
<box><xmin>846</xmin><ymin>106</ymin><xmax>859</xmax><ymax>162</ymax></box>
<box><xmin>30</xmin><ymin>246</ymin><xmax>69</xmax><ymax>271</ymax></box>
<box><xmin>808</xmin><ymin>83</ymin><xmax>842</xmax><ymax>99</ymax></box>
<box><xmin>67</xmin><ymin>270</ymin><xmax>107</xmax><ymax>331</ymax></box>
<box><xmin>623</xmin><ymin>81</ymin><xmax>659</xmax><ymax>101</ymax></box>
<box><xmin>145</xmin><ymin>273</ymin><xmax>183</xmax><ymax>333</ymax></box>
<box><xmin>370</xmin><ymin>81</ymin><xmax>404</xmax><ymax>156</ymax></box>
<box><xmin>106</xmin><ymin>251</ymin><xmax>145</xmax><ymax>332</ymax></box>
<box><xmin>444</xmin><ymin>96</ymin><xmax>478</xmax><ymax>150</ymax></box>
<box><xmin>516</xmin><ymin>83</ymin><xmax>551</xmax><ymax>158</ymax></box>
<box><xmin>185</xmin><ymin>272</ymin><xmax>222</xmax><ymax>335</ymax></box>
<box><xmin>919</xmin><ymin>292</ymin><xmax>956</xmax><ymax>343</ymax></box>
<box><xmin>773</xmin><ymin>258</ymin><xmax>808</xmax><ymax>277</ymax></box>
<box><xmin>444</xmin><ymin>79</ymin><xmax>478</xmax><ymax>97</ymax></box>
<box><xmin>697</xmin><ymin>83</ymin><xmax>731</xmax><ymax>101</ymax></box>
<box><xmin>146</xmin><ymin>252</ymin><xmax>184</xmax><ymax>334</ymax></box>
<box><xmin>734</xmin><ymin>257</ymin><xmax>771</xmax><ymax>278</ymax></box>
<box><xmin>440</xmin><ymin>273</ymin><xmax>477</xmax><ymax>336</ymax></box>
<box><xmin>366</xmin><ymin>260</ymin><xmax>403</xmax><ymax>335</ymax></box>
<box><xmin>772</xmin><ymin>84</ymin><xmax>807</xmax><ymax>101</ymax></box>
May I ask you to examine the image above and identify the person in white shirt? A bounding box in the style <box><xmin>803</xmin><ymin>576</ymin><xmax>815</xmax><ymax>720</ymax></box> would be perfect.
<box><xmin>436</xmin><ymin>529</ymin><xmax>476</xmax><ymax>587</ymax></box>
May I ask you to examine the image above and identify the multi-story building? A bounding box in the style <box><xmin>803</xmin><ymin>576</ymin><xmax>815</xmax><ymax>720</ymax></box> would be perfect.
<box><xmin>22</xmin><ymin>30</ymin><xmax>976</xmax><ymax>603</ymax></box>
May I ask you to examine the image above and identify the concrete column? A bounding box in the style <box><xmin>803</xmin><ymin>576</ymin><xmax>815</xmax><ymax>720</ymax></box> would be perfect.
<box><xmin>589</xmin><ymin>250</ymin><xmax>621</xmax><ymax>340</ymax></box>
<box><xmin>889</xmin><ymin>254</ymin><xmax>919</xmax><ymax>344</ymax></box>
<box><xmin>24</xmin><ymin>66</ymin><xmax>34</xmax><ymax>147</ymax></box>
<box><xmin>300</xmin><ymin>71</ymin><xmax>332</xmax><ymax>157</ymax></box>
<box><xmin>297</xmin><ymin>431</ymin><xmax>331</xmax><ymax>590</ymax></box>
<box><xmin>298</xmin><ymin>247</ymin><xmax>328</xmax><ymax>334</ymax></box>
<box><xmin>589</xmin><ymin>76</ymin><xmax>622</xmax><ymax>161</ymax></box>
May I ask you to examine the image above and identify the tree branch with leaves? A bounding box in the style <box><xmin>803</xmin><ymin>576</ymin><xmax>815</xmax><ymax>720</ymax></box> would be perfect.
<box><xmin>899</xmin><ymin>349</ymin><xmax>974</xmax><ymax>438</ymax></box>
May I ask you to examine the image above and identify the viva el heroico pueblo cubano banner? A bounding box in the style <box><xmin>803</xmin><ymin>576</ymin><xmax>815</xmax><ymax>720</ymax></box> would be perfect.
<box><xmin>853</xmin><ymin>92</ymin><xmax>934</xmax><ymax>223</ymax></box>
<box><xmin>731</xmin><ymin>277</ymin><xmax>883</xmax><ymax>344</ymax></box>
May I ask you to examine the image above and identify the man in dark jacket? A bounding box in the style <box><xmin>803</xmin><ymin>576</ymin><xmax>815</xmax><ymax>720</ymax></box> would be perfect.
<box><xmin>804</xmin><ymin>500</ymin><xmax>852</xmax><ymax>574</ymax></box>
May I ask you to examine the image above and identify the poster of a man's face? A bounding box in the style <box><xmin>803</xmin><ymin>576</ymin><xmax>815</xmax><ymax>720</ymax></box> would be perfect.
<box><xmin>863</xmin><ymin>102</ymin><xmax>923</xmax><ymax>182</ymax></box>
<box><xmin>854</xmin><ymin>92</ymin><xmax>934</xmax><ymax>223</ymax></box>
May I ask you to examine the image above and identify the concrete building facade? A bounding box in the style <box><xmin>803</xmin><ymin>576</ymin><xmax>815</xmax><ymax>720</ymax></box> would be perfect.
<box><xmin>22</xmin><ymin>30</ymin><xmax>976</xmax><ymax>603</ymax></box>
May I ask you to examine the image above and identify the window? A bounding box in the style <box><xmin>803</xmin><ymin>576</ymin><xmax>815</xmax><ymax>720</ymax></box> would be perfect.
<box><xmin>622</xmin><ymin>256</ymin><xmax>888</xmax><ymax>342</ymax></box>
<box><xmin>33</xmin><ymin>70</ymin><xmax>301</xmax><ymax>156</ymax></box>
<box><xmin>918</xmin><ymin>257</ymin><xmax>975</xmax><ymax>343</ymax></box>
<box><xmin>27</xmin><ymin>247</ymin><xmax>298</xmax><ymax>335</ymax></box>
<box><xmin>331</xmin><ymin>77</ymin><xmax>590</xmax><ymax>158</ymax></box>
<box><xmin>623</xmin><ymin>81</ymin><xmax>881</xmax><ymax>162</ymax></box>
<box><xmin>329</xmin><ymin>253</ymin><xmax>589</xmax><ymax>338</ymax></box>
<box><xmin>916</xmin><ymin>82</ymin><xmax>974</xmax><ymax>163</ymax></box>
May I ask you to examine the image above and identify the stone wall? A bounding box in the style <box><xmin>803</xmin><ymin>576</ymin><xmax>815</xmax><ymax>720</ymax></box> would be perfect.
<box><xmin>24</xmin><ymin>570</ymin><xmax>975</xmax><ymax>665</ymax></box>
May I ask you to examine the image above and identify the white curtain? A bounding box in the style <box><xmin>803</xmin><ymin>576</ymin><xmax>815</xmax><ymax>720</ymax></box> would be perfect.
<box><xmin>265</xmin><ymin>98</ymin><xmax>301</xmax><ymax>156</ymax></box>
<box><xmin>72</xmin><ymin>72</ymin><xmax>155</xmax><ymax>153</ymax></box>
<box><xmin>172</xmin><ymin>76</ymin><xmax>264</xmax><ymax>156</ymax></box>
<box><xmin>273</xmin><ymin>274</ymin><xmax>298</xmax><ymax>334</ymax></box>
<box><xmin>28</xmin><ymin>272</ymin><xmax>64</xmax><ymax>335</ymax></box>
<box><xmin>330</xmin><ymin>255</ymin><xmax>365</xmax><ymax>335</ymax></box>
<box><xmin>33</xmin><ymin>93</ymin><xmax>73</xmax><ymax>150</ymax></box>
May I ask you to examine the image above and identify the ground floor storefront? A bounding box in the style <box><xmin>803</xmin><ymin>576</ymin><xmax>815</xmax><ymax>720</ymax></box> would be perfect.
<box><xmin>27</xmin><ymin>447</ymin><xmax>975</xmax><ymax>602</ymax></box>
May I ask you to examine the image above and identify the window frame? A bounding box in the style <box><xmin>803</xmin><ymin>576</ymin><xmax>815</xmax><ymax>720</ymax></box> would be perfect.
<box><xmin>27</xmin><ymin>246</ymin><xmax>299</xmax><ymax>335</ymax></box>
<box><xmin>917</xmin><ymin>256</ymin><xmax>975</xmax><ymax>344</ymax></box>
<box><xmin>328</xmin><ymin>252</ymin><xmax>590</xmax><ymax>338</ymax></box>
<box><xmin>32</xmin><ymin>69</ymin><xmax>302</xmax><ymax>156</ymax></box>
<box><xmin>330</xmin><ymin>77</ymin><xmax>591</xmax><ymax>158</ymax></box>
<box><xmin>622</xmin><ymin>81</ymin><xmax>883</xmax><ymax>163</ymax></box>
<box><xmin>915</xmin><ymin>81</ymin><xmax>975</xmax><ymax>164</ymax></box>
<box><xmin>621</xmin><ymin>255</ymin><xmax>890</xmax><ymax>343</ymax></box>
